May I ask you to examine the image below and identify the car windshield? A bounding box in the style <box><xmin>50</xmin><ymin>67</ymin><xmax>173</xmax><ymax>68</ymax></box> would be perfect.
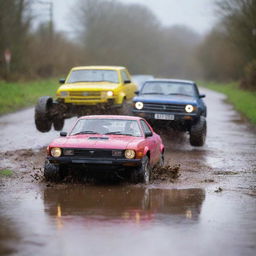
<box><xmin>70</xmin><ymin>119</ymin><xmax>142</xmax><ymax>137</ymax></box>
<box><xmin>140</xmin><ymin>82</ymin><xmax>196</xmax><ymax>97</ymax></box>
<box><xmin>67</xmin><ymin>70</ymin><xmax>119</xmax><ymax>83</ymax></box>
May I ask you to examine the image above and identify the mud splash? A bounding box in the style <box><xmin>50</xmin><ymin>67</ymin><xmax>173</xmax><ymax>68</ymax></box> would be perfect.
<box><xmin>152</xmin><ymin>164</ymin><xmax>180</xmax><ymax>182</ymax></box>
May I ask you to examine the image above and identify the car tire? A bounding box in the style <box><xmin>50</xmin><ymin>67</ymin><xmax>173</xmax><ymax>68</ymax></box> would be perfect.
<box><xmin>44</xmin><ymin>161</ymin><xmax>61</xmax><ymax>182</ymax></box>
<box><xmin>130</xmin><ymin>169</ymin><xmax>140</xmax><ymax>184</ymax></box>
<box><xmin>53</xmin><ymin>118</ymin><xmax>65</xmax><ymax>131</ymax></box>
<box><xmin>35</xmin><ymin>96</ymin><xmax>53</xmax><ymax>132</ymax></box>
<box><xmin>189</xmin><ymin>116</ymin><xmax>207</xmax><ymax>147</ymax></box>
<box><xmin>138</xmin><ymin>156</ymin><xmax>151</xmax><ymax>184</ymax></box>
<box><xmin>120</xmin><ymin>99</ymin><xmax>132</xmax><ymax>116</ymax></box>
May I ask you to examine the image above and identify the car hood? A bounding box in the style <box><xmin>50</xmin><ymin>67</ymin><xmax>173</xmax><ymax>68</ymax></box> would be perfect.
<box><xmin>58</xmin><ymin>82</ymin><xmax>119</xmax><ymax>91</ymax></box>
<box><xmin>133</xmin><ymin>94</ymin><xmax>197</xmax><ymax>105</ymax></box>
<box><xmin>50</xmin><ymin>135</ymin><xmax>143</xmax><ymax>149</ymax></box>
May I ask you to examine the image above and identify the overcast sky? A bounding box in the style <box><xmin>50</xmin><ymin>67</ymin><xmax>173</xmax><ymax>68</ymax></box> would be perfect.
<box><xmin>34</xmin><ymin>0</ymin><xmax>217</xmax><ymax>35</ymax></box>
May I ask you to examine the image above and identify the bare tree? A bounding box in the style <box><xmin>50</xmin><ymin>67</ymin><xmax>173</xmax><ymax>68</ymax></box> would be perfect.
<box><xmin>72</xmin><ymin>0</ymin><xmax>201</xmax><ymax>78</ymax></box>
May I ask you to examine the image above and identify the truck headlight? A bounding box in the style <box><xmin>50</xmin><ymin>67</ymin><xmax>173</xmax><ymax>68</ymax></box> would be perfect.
<box><xmin>107</xmin><ymin>91</ymin><xmax>113</xmax><ymax>97</ymax></box>
<box><xmin>51</xmin><ymin>147</ymin><xmax>62</xmax><ymax>157</ymax></box>
<box><xmin>60</xmin><ymin>91</ymin><xmax>68</xmax><ymax>97</ymax></box>
<box><xmin>135</xmin><ymin>102</ymin><xmax>144</xmax><ymax>110</ymax></box>
<box><xmin>125</xmin><ymin>149</ymin><xmax>136</xmax><ymax>159</ymax></box>
<box><xmin>185</xmin><ymin>104</ymin><xmax>194</xmax><ymax>113</ymax></box>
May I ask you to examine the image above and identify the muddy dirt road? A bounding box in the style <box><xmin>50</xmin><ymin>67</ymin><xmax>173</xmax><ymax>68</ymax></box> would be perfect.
<box><xmin>0</xmin><ymin>88</ymin><xmax>256</xmax><ymax>256</ymax></box>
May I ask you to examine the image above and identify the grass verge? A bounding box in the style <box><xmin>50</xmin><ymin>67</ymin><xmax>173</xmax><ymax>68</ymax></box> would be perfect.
<box><xmin>0</xmin><ymin>169</ymin><xmax>13</xmax><ymax>176</ymax></box>
<box><xmin>199</xmin><ymin>81</ymin><xmax>256</xmax><ymax>124</ymax></box>
<box><xmin>0</xmin><ymin>79</ymin><xmax>59</xmax><ymax>115</ymax></box>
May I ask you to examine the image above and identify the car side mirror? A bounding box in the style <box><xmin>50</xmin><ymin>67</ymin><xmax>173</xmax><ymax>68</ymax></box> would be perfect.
<box><xmin>135</xmin><ymin>90</ymin><xmax>140</xmax><ymax>95</ymax></box>
<box><xmin>199</xmin><ymin>94</ymin><xmax>206</xmax><ymax>98</ymax></box>
<box><xmin>145</xmin><ymin>131</ymin><xmax>153</xmax><ymax>138</ymax></box>
<box><xmin>60</xmin><ymin>131</ymin><xmax>67</xmax><ymax>137</ymax></box>
<box><xmin>124</xmin><ymin>80</ymin><xmax>131</xmax><ymax>84</ymax></box>
<box><xmin>59</xmin><ymin>78</ymin><xmax>65</xmax><ymax>84</ymax></box>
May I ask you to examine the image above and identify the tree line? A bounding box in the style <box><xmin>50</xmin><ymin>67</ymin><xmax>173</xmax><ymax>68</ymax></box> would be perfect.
<box><xmin>0</xmin><ymin>0</ymin><xmax>255</xmax><ymax>90</ymax></box>
<box><xmin>199</xmin><ymin>0</ymin><xmax>256</xmax><ymax>90</ymax></box>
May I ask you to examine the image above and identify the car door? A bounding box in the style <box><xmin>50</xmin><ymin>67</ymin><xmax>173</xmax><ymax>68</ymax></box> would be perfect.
<box><xmin>121</xmin><ymin>70</ymin><xmax>135</xmax><ymax>100</ymax></box>
<box><xmin>140</xmin><ymin>120</ymin><xmax>160</xmax><ymax>165</ymax></box>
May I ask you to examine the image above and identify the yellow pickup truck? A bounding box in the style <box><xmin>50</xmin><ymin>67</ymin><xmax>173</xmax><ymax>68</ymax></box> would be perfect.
<box><xmin>35</xmin><ymin>66</ymin><xmax>137</xmax><ymax>132</ymax></box>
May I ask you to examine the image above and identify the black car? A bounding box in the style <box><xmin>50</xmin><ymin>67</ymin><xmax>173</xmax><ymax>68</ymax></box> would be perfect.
<box><xmin>132</xmin><ymin>79</ymin><xmax>207</xmax><ymax>146</ymax></box>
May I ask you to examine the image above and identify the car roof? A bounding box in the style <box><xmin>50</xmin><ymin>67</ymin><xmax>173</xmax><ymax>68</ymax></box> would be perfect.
<box><xmin>71</xmin><ymin>66</ymin><xmax>126</xmax><ymax>71</ymax></box>
<box><xmin>79</xmin><ymin>115</ymin><xmax>142</xmax><ymax>121</ymax></box>
<box><xmin>144</xmin><ymin>78</ymin><xmax>195</xmax><ymax>84</ymax></box>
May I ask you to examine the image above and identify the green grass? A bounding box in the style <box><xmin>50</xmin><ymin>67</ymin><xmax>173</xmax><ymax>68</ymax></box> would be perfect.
<box><xmin>0</xmin><ymin>169</ymin><xmax>13</xmax><ymax>176</ymax></box>
<box><xmin>199</xmin><ymin>81</ymin><xmax>256</xmax><ymax>124</ymax></box>
<box><xmin>0</xmin><ymin>79</ymin><xmax>59</xmax><ymax>115</ymax></box>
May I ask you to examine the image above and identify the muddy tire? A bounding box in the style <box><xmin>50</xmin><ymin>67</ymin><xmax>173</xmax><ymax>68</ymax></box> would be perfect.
<box><xmin>35</xmin><ymin>96</ymin><xmax>53</xmax><ymax>132</ymax></box>
<box><xmin>120</xmin><ymin>99</ymin><xmax>132</xmax><ymax>116</ymax></box>
<box><xmin>130</xmin><ymin>169</ymin><xmax>140</xmax><ymax>184</ymax></box>
<box><xmin>44</xmin><ymin>162</ymin><xmax>61</xmax><ymax>182</ymax></box>
<box><xmin>130</xmin><ymin>156</ymin><xmax>152</xmax><ymax>184</ymax></box>
<box><xmin>53</xmin><ymin>118</ymin><xmax>65</xmax><ymax>131</ymax></box>
<box><xmin>189</xmin><ymin>116</ymin><xmax>207</xmax><ymax>147</ymax></box>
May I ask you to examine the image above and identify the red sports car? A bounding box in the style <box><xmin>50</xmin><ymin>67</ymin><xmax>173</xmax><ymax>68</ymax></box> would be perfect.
<box><xmin>44</xmin><ymin>115</ymin><xmax>165</xmax><ymax>184</ymax></box>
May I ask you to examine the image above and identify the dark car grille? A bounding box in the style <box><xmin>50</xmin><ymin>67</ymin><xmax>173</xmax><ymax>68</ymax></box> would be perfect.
<box><xmin>73</xmin><ymin>149</ymin><xmax>124</xmax><ymax>158</ymax></box>
<box><xmin>143</xmin><ymin>103</ymin><xmax>186</xmax><ymax>113</ymax></box>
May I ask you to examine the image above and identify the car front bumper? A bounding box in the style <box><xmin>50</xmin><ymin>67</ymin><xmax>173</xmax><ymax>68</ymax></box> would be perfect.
<box><xmin>47</xmin><ymin>156</ymin><xmax>142</xmax><ymax>167</ymax></box>
<box><xmin>132</xmin><ymin>110</ymin><xmax>198</xmax><ymax>121</ymax></box>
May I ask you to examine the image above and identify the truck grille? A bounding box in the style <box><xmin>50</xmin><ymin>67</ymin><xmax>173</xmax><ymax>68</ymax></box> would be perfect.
<box><xmin>143</xmin><ymin>103</ymin><xmax>186</xmax><ymax>113</ymax></box>
<box><xmin>69</xmin><ymin>91</ymin><xmax>102</xmax><ymax>100</ymax></box>
<box><xmin>73</xmin><ymin>149</ymin><xmax>124</xmax><ymax>158</ymax></box>
<box><xmin>69</xmin><ymin>91</ymin><xmax>101</xmax><ymax>97</ymax></box>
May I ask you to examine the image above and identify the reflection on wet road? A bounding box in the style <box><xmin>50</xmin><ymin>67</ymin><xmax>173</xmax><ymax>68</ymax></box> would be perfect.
<box><xmin>1</xmin><ymin>185</ymin><xmax>256</xmax><ymax>256</ymax></box>
<box><xmin>44</xmin><ymin>186</ymin><xmax>205</xmax><ymax>222</ymax></box>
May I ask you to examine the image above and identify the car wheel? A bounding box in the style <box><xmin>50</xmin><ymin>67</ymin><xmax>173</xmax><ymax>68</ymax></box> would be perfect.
<box><xmin>35</xmin><ymin>96</ymin><xmax>53</xmax><ymax>132</ymax></box>
<box><xmin>53</xmin><ymin>118</ymin><xmax>65</xmax><ymax>131</ymax></box>
<box><xmin>189</xmin><ymin>116</ymin><xmax>207</xmax><ymax>147</ymax></box>
<box><xmin>44</xmin><ymin>161</ymin><xmax>61</xmax><ymax>182</ymax></box>
<box><xmin>130</xmin><ymin>169</ymin><xmax>140</xmax><ymax>184</ymax></box>
<box><xmin>120</xmin><ymin>99</ymin><xmax>132</xmax><ymax>116</ymax></box>
<box><xmin>139</xmin><ymin>156</ymin><xmax>151</xmax><ymax>184</ymax></box>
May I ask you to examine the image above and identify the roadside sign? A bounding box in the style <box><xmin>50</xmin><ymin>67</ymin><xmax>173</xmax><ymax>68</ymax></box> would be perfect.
<box><xmin>4</xmin><ymin>49</ymin><xmax>11</xmax><ymax>64</ymax></box>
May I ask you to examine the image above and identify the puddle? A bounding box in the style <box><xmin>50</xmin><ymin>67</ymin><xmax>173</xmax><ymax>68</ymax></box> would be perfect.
<box><xmin>1</xmin><ymin>183</ymin><xmax>256</xmax><ymax>256</ymax></box>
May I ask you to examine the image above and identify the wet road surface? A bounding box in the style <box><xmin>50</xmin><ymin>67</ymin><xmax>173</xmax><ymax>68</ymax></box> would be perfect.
<box><xmin>0</xmin><ymin>88</ymin><xmax>256</xmax><ymax>255</ymax></box>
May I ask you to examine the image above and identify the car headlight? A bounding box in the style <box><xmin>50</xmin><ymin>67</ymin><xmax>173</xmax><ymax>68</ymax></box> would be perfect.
<box><xmin>107</xmin><ymin>91</ymin><xmax>113</xmax><ymax>97</ymax></box>
<box><xmin>51</xmin><ymin>147</ymin><xmax>62</xmax><ymax>157</ymax></box>
<box><xmin>185</xmin><ymin>104</ymin><xmax>194</xmax><ymax>113</ymax></box>
<box><xmin>125</xmin><ymin>149</ymin><xmax>136</xmax><ymax>159</ymax></box>
<box><xmin>135</xmin><ymin>102</ymin><xmax>144</xmax><ymax>110</ymax></box>
<box><xmin>60</xmin><ymin>91</ymin><xmax>68</xmax><ymax>97</ymax></box>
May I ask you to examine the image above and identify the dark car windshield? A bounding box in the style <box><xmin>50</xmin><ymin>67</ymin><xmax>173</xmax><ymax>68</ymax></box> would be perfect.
<box><xmin>67</xmin><ymin>70</ymin><xmax>119</xmax><ymax>83</ymax></box>
<box><xmin>70</xmin><ymin>119</ymin><xmax>142</xmax><ymax>137</ymax></box>
<box><xmin>140</xmin><ymin>82</ymin><xmax>196</xmax><ymax>97</ymax></box>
